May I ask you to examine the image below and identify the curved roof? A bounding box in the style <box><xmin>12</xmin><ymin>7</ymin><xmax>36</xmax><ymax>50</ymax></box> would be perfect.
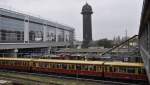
<box><xmin>0</xmin><ymin>58</ymin><xmax>144</xmax><ymax>67</ymax></box>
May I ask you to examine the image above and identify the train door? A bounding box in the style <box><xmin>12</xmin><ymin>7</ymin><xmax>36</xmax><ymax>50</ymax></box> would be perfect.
<box><xmin>102</xmin><ymin>63</ymin><xmax>105</xmax><ymax>77</ymax></box>
<box><xmin>76</xmin><ymin>64</ymin><xmax>81</xmax><ymax>78</ymax></box>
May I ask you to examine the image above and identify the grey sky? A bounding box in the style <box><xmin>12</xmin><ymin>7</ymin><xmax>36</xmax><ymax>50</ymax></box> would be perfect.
<box><xmin>0</xmin><ymin>0</ymin><xmax>143</xmax><ymax>41</ymax></box>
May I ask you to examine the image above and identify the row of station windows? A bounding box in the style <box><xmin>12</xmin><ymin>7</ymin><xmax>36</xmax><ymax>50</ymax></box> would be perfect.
<box><xmin>0</xmin><ymin>17</ymin><xmax>73</xmax><ymax>43</ymax></box>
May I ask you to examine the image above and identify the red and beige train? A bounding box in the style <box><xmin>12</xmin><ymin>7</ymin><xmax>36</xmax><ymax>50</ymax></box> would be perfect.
<box><xmin>0</xmin><ymin>58</ymin><xmax>147</xmax><ymax>81</ymax></box>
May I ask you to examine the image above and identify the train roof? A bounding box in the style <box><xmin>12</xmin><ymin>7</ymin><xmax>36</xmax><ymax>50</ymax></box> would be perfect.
<box><xmin>0</xmin><ymin>58</ymin><xmax>144</xmax><ymax>67</ymax></box>
<box><xmin>33</xmin><ymin>59</ymin><xmax>104</xmax><ymax>65</ymax></box>
<box><xmin>0</xmin><ymin>58</ymin><xmax>104</xmax><ymax>65</ymax></box>
<box><xmin>104</xmin><ymin>61</ymin><xmax>144</xmax><ymax>67</ymax></box>
<box><xmin>0</xmin><ymin>58</ymin><xmax>32</xmax><ymax>61</ymax></box>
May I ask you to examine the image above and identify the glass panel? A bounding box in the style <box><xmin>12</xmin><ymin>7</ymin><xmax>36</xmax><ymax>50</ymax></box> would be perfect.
<box><xmin>0</xmin><ymin>17</ymin><xmax>24</xmax><ymax>42</ymax></box>
<box><xmin>56</xmin><ymin>28</ymin><xmax>64</xmax><ymax>42</ymax></box>
<box><xmin>47</xmin><ymin>26</ymin><xmax>56</xmax><ymax>42</ymax></box>
<box><xmin>29</xmin><ymin>22</ymin><xmax>43</xmax><ymax>42</ymax></box>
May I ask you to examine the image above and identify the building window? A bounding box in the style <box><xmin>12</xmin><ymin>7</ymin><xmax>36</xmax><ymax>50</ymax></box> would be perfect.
<box><xmin>1</xmin><ymin>30</ymin><xmax>6</xmax><ymax>40</ymax></box>
<box><xmin>29</xmin><ymin>31</ymin><xmax>35</xmax><ymax>41</ymax></box>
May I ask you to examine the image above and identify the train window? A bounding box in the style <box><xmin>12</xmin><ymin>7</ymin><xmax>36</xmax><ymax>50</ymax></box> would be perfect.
<box><xmin>22</xmin><ymin>61</ymin><xmax>28</xmax><ymax>66</ymax></box>
<box><xmin>33</xmin><ymin>62</ymin><xmax>36</xmax><ymax>67</ymax></box>
<box><xmin>0</xmin><ymin>61</ymin><xmax>2</xmax><ymax>65</ymax></box>
<box><xmin>109</xmin><ymin>66</ymin><xmax>113</xmax><ymax>72</ymax></box>
<box><xmin>62</xmin><ymin>64</ymin><xmax>67</xmax><ymax>69</ymax></box>
<box><xmin>39</xmin><ymin>62</ymin><xmax>42</xmax><ymax>67</ymax></box>
<box><xmin>76</xmin><ymin>64</ymin><xmax>81</xmax><ymax>70</ymax></box>
<box><xmin>113</xmin><ymin>67</ymin><xmax>119</xmax><ymax>72</ymax></box>
<box><xmin>88</xmin><ymin>65</ymin><xmax>96</xmax><ymax>71</ymax></box>
<box><xmin>15</xmin><ymin>61</ymin><xmax>22</xmax><ymax>66</ymax></box>
<box><xmin>22</xmin><ymin>61</ymin><xmax>24</xmax><ymax>66</ymax></box>
<box><xmin>9</xmin><ymin>61</ymin><xmax>12</xmax><ymax>65</ymax></box>
<box><xmin>54</xmin><ymin>63</ymin><xmax>57</xmax><ymax>68</ymax></box>
<box><xmin>35</xmin><ymin>62</ymin><xmax>39</xmax><ymax>67</ymax></box>
<box><xmin>138</xmin><ymin>68</ymin><xmax>142</xmax><ymax>74</ymax></box>
<box><xmin>4</xmin><ymin>61</ymin><xmax>7</xmax><ymax>65</ymax></box>
<box><xmin>93</xmin><ymin>66</ymin><xmax>96</xmax><ymax>71</ymax></box>
<box><xmin>9</xmin><ymin>61</ymin><xmax>11</xmax><ymax>65</ymax></box>
<box><xmin>104</xmin><ymin>66</ymin><xmax>109</xmax><ymax>72</ymax></box>
<box><xmin>0</xmin><ymin>61</ymin><xmax>2</xmax><ymax>64</ymax></box>
<box><xmin>127</xmin><ymin>67</ymin><xmax>135</xmax><ymax>73</ymax></box>
<box><xmin>55</xmin><ymin>63</ymin><xmax>62</xmax><ymax>69</ymax></box>
<box><xmin>81</xmin><ymin>65</ymin><xmax>88</xmax><ymax>71</ymax></box>
<box><xmin>118</xmin><ymin>66</ymin><xmax>126</xmax><ymax>73</ymax></box>
<box><xmin>104</xmin><ymin>66</ymin><xmax>107</xmax><ymax>72</ymax></box>
<box><xmin>1</xmin><ymin>61</ymin><xmax>4</xmax><ymax>64</ymax></box>
<box><xmin>0</xmin><ymin>61</ymin><xmax>3</xmax><ymax>65</ymax></box>
<box><xmin>4</xmin><ymin>61</ymin><xmax>6</xmax><ymax>65</ymax></box>
<box><xmin>44</xmin><ymin>63</ymin><xmax>49</xmax><ymax>68</ymax></box>
<box><xmin>55</xmin><ymin>64</ymin><xmax>59</xmax><ymax>68</ymax></box>
<box><xmin>141</xmin><ymin>68</ymin><xmax>146</xmax><ymax>74</ymax></box>
<box><xmin>51</xmin><ymin>63</ymin><xmax>55</xmax><ymax>68</ymax></box>
<box><xmin>39</xmin><ymin>62</ymin><xmax>48</xmax><ymax>68</ymax></box>
<box><xmin>96</xmin><ymin>66</ymin><xmax>102</xmax><ymax>72</ymax></box>
<box><xmin>68</xmin><ymin>64</ymin><xmax>75</xmax><ymax>70</ymax></box>
<box><xmin>48</xmin><ymin>63</ymin><xmax>51</xmax><ymax>68</ymax></box>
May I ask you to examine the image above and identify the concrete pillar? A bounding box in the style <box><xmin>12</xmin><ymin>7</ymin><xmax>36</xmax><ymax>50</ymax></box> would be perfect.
<box><xmin>144</xmin><ymin>26</ymin><xmax>148</xmax><ymax>49</ymax></box>
<box><xmin>146</xmin><ymin>24</ymin><xmax>149</xmax><ymax>50</ymax></box>
<box><xmin>43</xmin><ymin>25</ymin><xmax>47</xmax><ymax>42</ymax></box>
<box><xmin>0</xmin><ymin>14</ymin><xmax>1</xmax><ymax>41</ymax></box>
<box><xmin>48</xmin><ymin>47</ymin><xmax>51</xmax><ymax>55</ymax></box>
<box><xmin>24</xmin><ymin>16</ymin><xmax>29</xmax><ymax>43</ymax></box>
<box><xmin>55</xmin><ymin>28</ymin><xmax>58</xmax><ymax>42</ymax></box>
<box><xmin>62</xmin><ymin>30</ymin><xmax>65</xmax><ymax>42</ymax></box>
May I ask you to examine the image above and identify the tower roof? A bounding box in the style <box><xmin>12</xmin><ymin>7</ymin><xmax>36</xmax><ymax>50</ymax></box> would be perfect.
<box><xmin>81</xmin><ymin>3</ymin><xmax>93</xmax><ymax>14</ymax></box>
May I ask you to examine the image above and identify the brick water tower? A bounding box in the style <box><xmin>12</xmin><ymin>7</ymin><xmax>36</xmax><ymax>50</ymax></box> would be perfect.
<box><xmin>81</xmin><ymin>3</ymin><xmax>93</xmax><ymax>48</ymax></box>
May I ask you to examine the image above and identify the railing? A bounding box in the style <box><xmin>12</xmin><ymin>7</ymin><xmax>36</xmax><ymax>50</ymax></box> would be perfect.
<box><xmin>102</xmin><ymin>35</ymin><xmax>138</xmax><ymax>55</ymax></box>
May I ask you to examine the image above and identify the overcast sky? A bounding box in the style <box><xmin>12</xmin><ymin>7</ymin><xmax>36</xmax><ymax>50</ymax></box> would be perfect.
<box><xmin>0</xmin><ymin>0</ymin><xmax>143</xmax><ymax>41</ymax></box>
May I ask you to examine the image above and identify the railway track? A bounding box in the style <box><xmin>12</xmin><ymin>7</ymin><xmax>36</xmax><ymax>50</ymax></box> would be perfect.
<box><xmin>0</xmin><ymin>70</ymin><xmax>147</xmax><ymax>85</ymax></box>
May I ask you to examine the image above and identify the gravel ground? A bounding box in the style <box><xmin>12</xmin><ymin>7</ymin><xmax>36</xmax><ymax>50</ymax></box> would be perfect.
<box><xmin>0</xmin><ymin>71</ymin><xmax>144</xmax><ymax>85</ymax></box>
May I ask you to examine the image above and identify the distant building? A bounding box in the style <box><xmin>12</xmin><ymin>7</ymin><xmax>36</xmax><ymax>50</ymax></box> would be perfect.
<box><xmin>81</xmin><ymin>3</ymin><xmax>93</xmax><ymax>48</ymax></box>
<box><xmin>0</xmin><ymin>8</ymin><xmax>74</xmax><ymax>57</ymax></box>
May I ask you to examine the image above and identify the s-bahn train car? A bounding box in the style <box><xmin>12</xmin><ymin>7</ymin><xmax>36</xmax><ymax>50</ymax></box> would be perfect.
<box><xmin>31</xmin><ymin>59</ymin><xmax>104</xmax><ymax>77</ymax></box>
<box><xmin>0</xmin><ymin>58</ymin><xmax>31</xmax><ymax>71</ymax></box>
<box><xmin>0</xmin><ymin>58</ymin><xmax>148</xmax><ymax>81</ymax></box>
<box><xmin>103</xmin><ymin>62</ymin><xmax>147</xmax><ymax>81</ymax></box>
